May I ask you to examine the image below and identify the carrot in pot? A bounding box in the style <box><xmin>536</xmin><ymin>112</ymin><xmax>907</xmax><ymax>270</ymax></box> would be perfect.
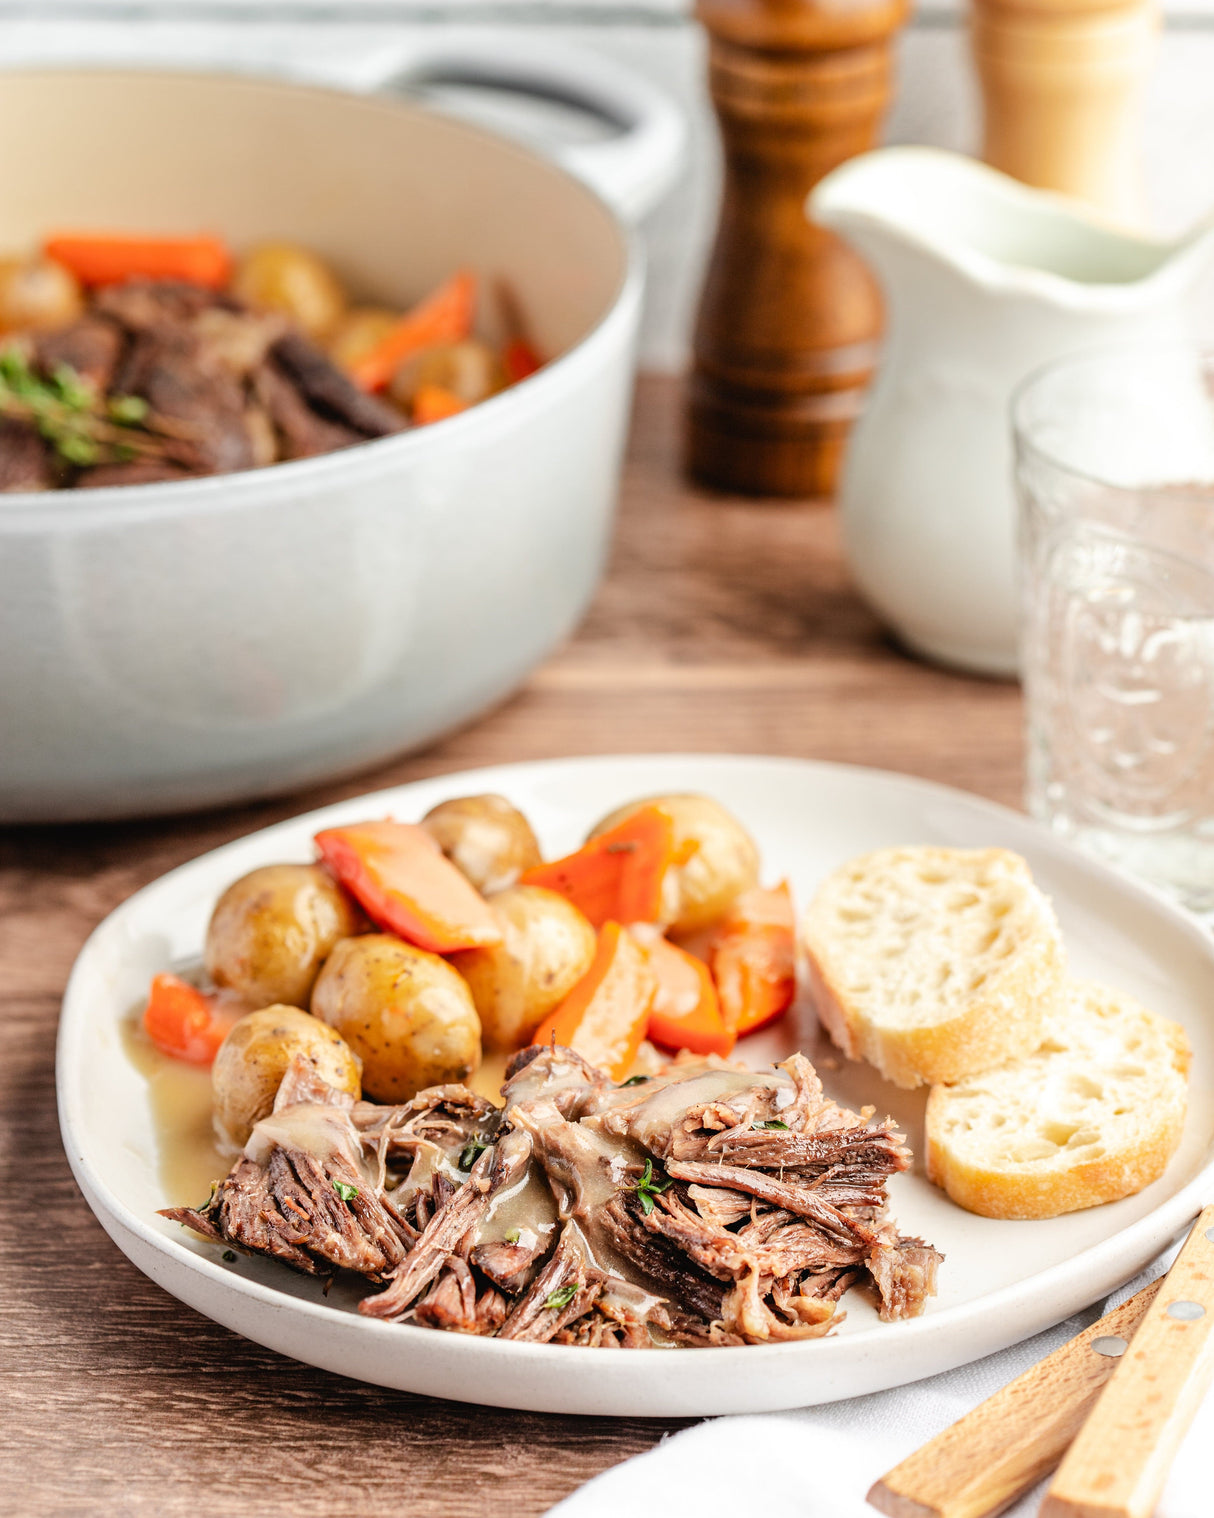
<box><xmin>710</xmin><ymin>882</ymin><xmax>797</xmax><ymax>1037</ymax></box>
<box><xmin>348</xmin><ymin>270</ymin><xmax>477</xmax><ymax>393</ymax></box>
<box><xmin>43</xmin><ymin>232</ymin><xmax>232</xmax><ymax>289</ymax></box>
<box><xmin>502</xmin><ymin>338</ymin><xmax>542</xmax><ymax>384</ymax></box>
<box><xmin>412</xmin><ymin>383</ymin><xmax>469</xmax><ymax>425</ymax></box>
<box><xmin>143</xmin><ymin>973</ymin><xmax>241</xmax><ymax>1066</ymax></box>
<box><xmin>533</xmin><ymin>921</ymin><xmax>656</xmax><ymax>1080</ymax></box>
<box><xmin>520</xmin><ymin>805</ymin><xmax>675</xmax><ymax>929</ymax></box>
<box><xmin>495</xmin><ymin>278</ymin><xmax>543</xmax><ymax>384</ymax></box>
<box><xmin>640</xmin><ymin>932</ymin><xmax>734</xmax><ymax>1057</ymax></box>
<box><xmin>314</xmin><ymin>819</ymin><xmax>502</xmax><ymax>954</ymax></box>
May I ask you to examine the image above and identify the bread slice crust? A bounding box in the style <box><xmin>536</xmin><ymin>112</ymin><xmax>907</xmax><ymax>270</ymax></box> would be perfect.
<box><xmin>802</xmin><ymin>846</ymin><xmax>1065</xmax><ymax>1089</ymax></box>
<box><xmin>925</xmin><ymin>981</ymin><xmax>1190</xmax><ymax>1219</ymax></box>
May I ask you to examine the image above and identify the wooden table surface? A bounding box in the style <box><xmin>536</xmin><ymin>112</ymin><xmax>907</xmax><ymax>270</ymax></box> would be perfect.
<box><xmin>0</xmin><ymin>377</ymin><xmax>1022</xmax><ymax>1517</ymax></box>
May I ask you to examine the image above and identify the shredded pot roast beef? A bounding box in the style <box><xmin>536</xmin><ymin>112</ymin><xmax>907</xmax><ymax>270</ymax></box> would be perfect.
<box><xmin>0</xmin><ymin>278</ymin><xmax>403</xmax><ymax>491</ymax></box>
<box><xmin>164</xmin><ymin>1045</ymin><xmax>941</xmax><ymax>1347</ymax></box>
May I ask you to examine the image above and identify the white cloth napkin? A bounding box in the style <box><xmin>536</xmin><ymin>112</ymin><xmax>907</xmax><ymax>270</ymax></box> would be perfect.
<box><xmin>548</xmin><ymin>1239</ymin><xmax>1214</xmax><ymax>1518</ymax></box>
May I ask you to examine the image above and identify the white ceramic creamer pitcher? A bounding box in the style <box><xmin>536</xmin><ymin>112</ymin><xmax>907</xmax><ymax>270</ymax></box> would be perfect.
<box><xmin>810</xmin><ymin>146</ymin><xmax>1214</xmax><ymax>676</ymax></box>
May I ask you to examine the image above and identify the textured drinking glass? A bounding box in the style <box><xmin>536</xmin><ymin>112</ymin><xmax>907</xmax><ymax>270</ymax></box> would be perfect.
<box><xmin>1015</xmin><ymin>348</ymin><xmax>1214</xmax><ymax>920</ymax></box>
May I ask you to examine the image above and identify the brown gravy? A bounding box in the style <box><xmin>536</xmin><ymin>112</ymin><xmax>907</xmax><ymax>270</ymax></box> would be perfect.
<box><xmin>120</xmin><ymin>1015</ymin><xmax>230</xmax><ymax>1206</ymax></box>
<box><xmin>124</xmin><ymin>1015</ymin><xmax>513</xmax><ymax>1205</ymax></box>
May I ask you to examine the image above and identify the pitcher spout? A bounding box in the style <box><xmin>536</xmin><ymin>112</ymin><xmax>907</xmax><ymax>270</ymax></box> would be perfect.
<box><xmin>810</xmin><ymin>146</ymin><xmax>1212</xmax><ymax>307</ymax></box>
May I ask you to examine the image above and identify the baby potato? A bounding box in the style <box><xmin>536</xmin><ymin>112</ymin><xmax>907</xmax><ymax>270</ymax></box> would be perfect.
<box><xmin>205</xmin><ymin>863</ymin><xmax>364</xmax><ymax>1011</ymax></box>
<box><xmin>311</xmin><ymin>935</ymin><xmax>481</xmax><ymax>1102</ymax></box>
<box><xmin>231</xmin><ymin>242</ymin><xmax>347</xmax><ymax>339</ymax></box>
<box><xmin>212</xmin><ymin>1004</ymin><xmax>361</xmax><ymax>1151</ymax></box>
<box><xmin>389</xmin><ymin>341</ymin><xmax>505</xmax><ymax>409</ymax></box>
<box><xmin>327</xmin><ymin>306</ymin><xmax>399</xmax><ymax>369</ymax></box>
<box><xmin>0</xmin><ymin>257</ymin><xmax>84</xmax><ymax>332</ymax></box>
<box><xmin>421</xmin><ymin>793</ymin><xmax>543</xmax><ymax>895</ymax></box>
<box><xmin>450</xmin><ymin>885</ymin><xmax>596</xmax><ymax>1052</ymax></box>
<box><xmin>589</xmin><ymin>794</ymin><xmax>760</xmax><ymax>934</ymax></box>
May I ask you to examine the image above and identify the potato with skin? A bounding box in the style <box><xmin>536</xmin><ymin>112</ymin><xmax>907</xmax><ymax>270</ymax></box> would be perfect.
<box><xmin>450</xmin><ymin>885</ymin><xmax>597</xmax><ymax>1052</ymax></box>
<box><xmin>0</xmin><ymin>258</ymin><xmax>84</xmax><ymax>332</ymax></box>
<box><xmin>205</xmin><ymin>863</ymin><xmax>363</xmax><ymax>1011</ymax></box>
<box><xmin>389</xmin><ymin>341</ymin><xmax>505</xmax><ymax>410</ymax></box>
<box><xmin>311</xmin><ymin>935</ymin><xmax>481</xmax><ymax>1102</ymax></box>
<box><xmin>327</xmin><ymin>306</ymin><xmax>399</xmax><ymax>369</ymax></box>
<box><xmin>421</xmin><ymin>794</ymin><xmax>542</xmax><ymax>896</ymax></box>
<box><xmin>589</xmin><ymin>794</ymin><xmax>760</xmax><ymax>935</ymax></box>
<box><xmin>232</xmin><ymin>242</ymin><xmax>347</xmax><ymax>339</ymax></box>
<box><xmin>212</xmin><ymin>1004</ymin><xmax>361</xmax><ymax>1151</ymax></box>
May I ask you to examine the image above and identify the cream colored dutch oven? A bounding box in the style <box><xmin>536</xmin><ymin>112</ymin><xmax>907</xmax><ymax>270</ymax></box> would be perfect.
<box><xmin>0</xmin><ymin>48</ymin><xmax>683</xmax><ymax>820</ymax></box>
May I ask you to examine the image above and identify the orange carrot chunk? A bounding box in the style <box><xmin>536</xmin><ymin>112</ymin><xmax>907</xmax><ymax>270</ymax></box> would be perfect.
<box><xmin>533</xmin><ymin>921</ymin><xmax>656</xmax><ymax>1080</ymax></box>
<box><xmin>43</xmin><ymin>232</ymin><xmax>232</xmax><ymax>289</ymax></box>
<box><xmin>710</xmin><ymin>882</ymin><xmax>797</xmax><ymax>1037</ymax></box>
<box><xmin>520</xmin><ymin>805</ymin><xmax>674</xmax><ymax>929</ymax></box>
<box><xmin>315</xmin><ymin>819</ymin><xmax>501</xmax><ymax>954</ymax></box>
<box><xmin>502</xmin><ymin>337</ymin><xmax>542</xmax><ymax>384</ymax></box>
<box><xmin>413</xmin><ymin>383</ymin><xmax>469</xmax><ymax>425</ymax></box>
<box><xmin>642</xmin><ymin>934</ymin><xmax>735</xmax><ymax>1057</ymax></box>
<box><xmin>348</xmin><ymin>270</ymin><xmax>477</xmax><ymax>392</ymax></box>
<box><xmin>143</xmin><ymin>973</ymin><xmax>241</xmax><ymax>1066</ymax></box>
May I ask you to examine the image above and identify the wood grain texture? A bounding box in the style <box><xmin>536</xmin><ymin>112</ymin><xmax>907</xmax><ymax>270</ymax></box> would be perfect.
<box><xmin>0</xmin><ymin>377</ymin><xmax>1022</xmax><ymax>1516</ymax></box>
<box><xmin>687</xmin><ymin>0</ymin><xmax>908</xmax><ymax>496</ymax></box>
<box><xmin>971</xmin><ymin>0</ymin><xmax>1158</xmax><ymax>224</ymax></box>
<box><xmin>1040</xmin><ymin>1206</ymin><xmax>1214</xmax><ymax>1518</ymax></box>
<box><xmin>867</xmin><ymin>1282</ymin><xmax>1160</xmax><ymax>1518</ymax></box>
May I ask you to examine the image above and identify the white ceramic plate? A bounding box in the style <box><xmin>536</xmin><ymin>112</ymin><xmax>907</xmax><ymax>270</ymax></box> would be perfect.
<box><xmin>58</xmin><ymin>754</ymin><xmax>1214</xmax><ymax>1416</ymax></box>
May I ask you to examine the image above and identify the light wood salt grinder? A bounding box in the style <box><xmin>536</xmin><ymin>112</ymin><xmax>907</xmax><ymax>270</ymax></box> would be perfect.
<box><xmin>686</xmin><ymin>0</ymin><xmax>909</xmax><ymax>498</ymax></box>
<box><xmin>971</xmin><ymin>0</ymin><xmax>1159</xmax><ymax>225</ymax></box>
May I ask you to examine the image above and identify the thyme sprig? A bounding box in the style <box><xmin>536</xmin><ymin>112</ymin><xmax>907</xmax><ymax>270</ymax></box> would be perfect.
<box><xmin>630</xmin><ymin>1157</ymin><xmax>671</xmax><ymax>1217</ymax></box>
<box><xmin>0</xmin><ymin>343</ymin><xmax>174</xmax><ymax>469</ymax></box>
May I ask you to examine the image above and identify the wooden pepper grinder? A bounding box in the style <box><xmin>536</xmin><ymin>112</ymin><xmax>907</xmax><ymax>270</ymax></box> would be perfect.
<box><xmin>687</xmin><ymin>0</ymin><xmax>909</xmax><ymax>499</ymax></box>
<box><xmin>971</xmin><ymin>0</ymin><xmax>1159</xmax><ymax>224</ymax></box>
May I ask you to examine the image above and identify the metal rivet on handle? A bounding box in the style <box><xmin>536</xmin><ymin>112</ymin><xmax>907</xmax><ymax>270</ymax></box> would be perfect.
<box><xmin>1091</xmin><ymin>1335</ymin><xmax>1128</xmax><ymax>1357</ymax></box>
<box><xmin>1167</xmin><ymin>1300</ymin><xmax>1206</xmax><ymax>1321</ymax></box>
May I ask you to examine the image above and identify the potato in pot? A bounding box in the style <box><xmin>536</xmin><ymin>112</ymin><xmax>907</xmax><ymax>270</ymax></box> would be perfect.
<box><xmin>589</xmin><ymin>794</ymin><xmax>760</xmax><ymax>934</ymax></box>
<box><xmin>231</xmin><ymin>242</ymin><xmax>347</xmax><ymax>339</ymax></box>
<box><xmin>421</xmin><ymin>794</ymin><xmax>542</xmax><ymax>896</ymax></box>
<box><xmin>0</xmin><ymin>257</ymin><xmax>83</xmax><ymax>332</ymax></box>
<box><xmin>212</xmin><ymin>1004</ymin><xmax>361</xmax><ymax>1152</ymax></box>
<box><xmin>450</xmin><ymin>885</ymin><xmax>596</xmax><ymax>1052</ymax></box>
<box><xmin>204</xmin><ymin>863</ymin><xmax>363</xmax><ymax>1011</ymax></box>
<box><xmin>327</xmin><ymin>306</ymin><xmax>399</xmax><ymax>370</ymax></box>
<box><xmin>311</xmin><ymin>934</ymin><xmax>481</xmax><ymax>1102</ymax></box>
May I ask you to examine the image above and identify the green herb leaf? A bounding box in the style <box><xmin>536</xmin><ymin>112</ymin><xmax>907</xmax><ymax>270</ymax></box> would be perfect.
<box><xmin>109</xmin><ymin>393</ymin><xmax>149</xmax><ymax>424</ymax></box>
<box><xmin>755</xmin><ymin>1119</ymin><xmax>790</xmax><ymax>1131</ymax></box>
<box><xmin>0</xmin><ymin>346</ymin><xmax>165</xmax><ymax>469</ymax></box>
<box><xmin>505</xmin><ymin>1228</ymin><xmax>521</xmax><ymax>1245</ymax></box>
<box><xmin>57</xmin><ymin>432</ymin><xmax>99</xmax><ymax>466</ymax></box>
<box><xmin>333</xmin><ymin>1180</ymin><xmax>359</xmax><ymax>1203</ymax></box>
<box><xmin>621</xmin><ymin>1074</ymin><xmax>650</xmax><ymax>1086</ymax></box>
<box><xmin>459</xmin><ymin>1139</ymin><xmax>488</xmax><ymax>1171</ymax></box>
<box><xmin>543</xmin><ymin>1283</ymin><xmax>578</xmax><ymax>1311</ymax></box>
<box><xmin>52</xmin><ymin>364</ymin><xmax>93</xmax><ymax>410</ymax></box>
<box><xmin>222</xmin><ymin>1250</ymin><xmax>237</xmax><ymax>1263</ymax></box>
<box><xmin>628</xmin><ymin>1157</ymin><xmax>671</xmax><ymax>1216</ymax></box>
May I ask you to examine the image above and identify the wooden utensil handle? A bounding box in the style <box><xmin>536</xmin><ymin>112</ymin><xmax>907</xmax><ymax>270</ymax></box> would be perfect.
<box><xmin>1041</xmin><ymin>1205</ymin><xmax>1214</xmax><ymax>1518</ymax></box>
<box><xmin>867</xmin><ymin>1281</ymin><xmax>1159</xmax><ymax>1518</ymax></box>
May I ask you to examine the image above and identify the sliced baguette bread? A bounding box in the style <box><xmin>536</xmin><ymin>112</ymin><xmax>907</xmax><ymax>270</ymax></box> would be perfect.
<box><xmin>802</xmin><ymin>846</ymin><xmax>1064</xmax><ymax>1089</ymax></box>
<box><xmin>926</xmin><ymin>980</ymin><xmax>1190</xmax><ymax>1219</ymax></box>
